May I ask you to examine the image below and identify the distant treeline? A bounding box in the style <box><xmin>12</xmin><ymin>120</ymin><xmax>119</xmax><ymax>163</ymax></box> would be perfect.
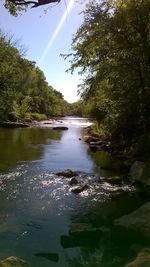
<box><xmin>0</xmin><ymin>32</ymin><xmax>74</xmax><ymax>122</ymax></box>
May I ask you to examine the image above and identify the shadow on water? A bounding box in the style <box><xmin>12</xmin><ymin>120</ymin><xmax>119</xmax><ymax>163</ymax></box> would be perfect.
<box><xmin>0</xmin><ymin>118</ymin><xmax>149</xmax><ymax>267</ymax></box>
<box><xmin>88</xmin><ymin>150</ymin><xmax>127</xmax><ymax>177</ymax></box>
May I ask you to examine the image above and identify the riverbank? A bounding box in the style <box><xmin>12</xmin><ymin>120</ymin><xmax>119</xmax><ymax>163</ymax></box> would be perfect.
<box><xmin>85</xmin><ymin>126</ymin><xmax>150</xmax><ymax>196</ymax></box>
<box><xmin>84</xmin><ymin>125</ymin><xmax>150</xmax><ymax>183</ymax></box>
<box><xmin>84</xmin><ymin>125</ymin><xmax>134</xmax><ymax>160</ymax></box>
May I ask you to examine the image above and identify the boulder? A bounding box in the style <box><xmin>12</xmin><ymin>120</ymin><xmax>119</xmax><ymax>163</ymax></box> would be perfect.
<box><xmin>0</xmin><ymin>256</ymin><xmax>31</xmax><ymax>267</ymax></box>
<box><xmin>130</xmin><ymin>161</ymin><xmax>150</xmax><ymax>186</ymax></box>
<box><xmin>125</xmin><ymin>248</ymin><xmax>150</xmax><ymax>267</ymax></box>
<box><xmin>71</xmin><ymin>184</ymin><xmax>88</xmax><ymax>194</ymax></box>
<box><xmin>114</xmin><ymin>202</ymin><xmax>150</xmax><ymax>238</ymax></box>
<box><xmin>57</xmin><ymin>169</ymin><xmax>78</xmax><ymax>178</ymax></box>
<box><xmin>52</xmin><ymin>127</ymin><xmax>68</xmax><ymax>130</ymax></box>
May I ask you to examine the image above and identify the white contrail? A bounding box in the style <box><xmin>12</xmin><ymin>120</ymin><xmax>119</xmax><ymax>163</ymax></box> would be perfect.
<box><xmin>38</xmin><ymin>0</ymin><xmax>74</xmax><ymax>66</ymax></box>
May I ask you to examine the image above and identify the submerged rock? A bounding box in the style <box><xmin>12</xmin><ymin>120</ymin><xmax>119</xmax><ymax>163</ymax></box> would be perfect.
<box><xmin>69</xmin><ymin>223</ymin><xmax>101</xmax><ymax>238</ymax></box>
<box><xmin>125</xmin><ymin>248</ymin><xmax>150</xmax><ymax>267</ymax></box>
<box><xmin>114</xmin><ymin>202</ymin><xmax>150</xmax><ymax>238</ymax></box>
<box><xmin>130</xmin><ymin>161</ymin><xmax>150</xmax><ymax>186</ymax></box>
<box><xmin>0</xmin><ymin>256</ymin><xmax>31</xmax><ymax>267</ymax></box>
<box><xmin>71</xmin><ymin>184</ymin><xmax>89</xmax><ymax>194</ymax></box>
<box><xmin>61</xmin><ymin>234</ymin><xmax>98</xmax><ymax>248</ymax></box>
<box><xmin>35</xmin><ymin>253</ymin><xmax>59</xmax><ymax>262</ymax></box>
<box><xmin>61</xmin><ymin>223</ymin><xmax>101</xmax><ymax>248</ymax></box>
<box><xmin>57</xmin><ymin>169</ymin><xmax>78</xmax><ymax>178</ymax></box>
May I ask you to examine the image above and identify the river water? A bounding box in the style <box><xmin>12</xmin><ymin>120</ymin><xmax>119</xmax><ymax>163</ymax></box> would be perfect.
<box><xmin>0</xmin><ymin>117</ymin><xmax>148</xmax><ymax>267</ymax></box>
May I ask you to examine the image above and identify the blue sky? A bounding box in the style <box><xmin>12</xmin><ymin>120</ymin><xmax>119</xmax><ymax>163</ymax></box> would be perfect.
<box><xmin>0</xmin><ymin>0</ymin><xmax>86</xmax><ymax>102</ymax></box>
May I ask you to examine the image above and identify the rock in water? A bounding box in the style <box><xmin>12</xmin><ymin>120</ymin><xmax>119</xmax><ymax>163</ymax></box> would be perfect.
<box><xmin>105</xmin><ymin>176</ymin><xmax>123</xmax><ymax>185</ymax></box>
<box><xmin>114</xmin><ymin>202</ymin><xmax>150</xmax><ymax>238</ymax></box>
<box><xmin>56</xmin><ymin>169</ymin><xmax>78</xmax><ymax>178</ymax></box>
<box><xmin>0</xmin><ymin>256</ymin><xmax>31</xmax><ymax>267</ymax></box>
<box><xmin>125</xmin><ymin>248</ymin><xmax>150</xmax><ymax>267</ymax></box>
<box><xmin>71</xmin><ymin>184</ymin><xmax>89</xmax><ymax>194</ymax></box>
<box><xmin>69</xmin><ymin>177</ymin><xmax>78</xmax><ymax>186</ymax></box>
<box><xmin>52</xmin><ymin>127</ymin><xmax>68</xmax><ymax>130</ymax></box>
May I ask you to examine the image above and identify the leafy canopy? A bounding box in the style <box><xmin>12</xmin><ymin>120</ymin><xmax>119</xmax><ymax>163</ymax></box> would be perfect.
<box><xmin>0</xmin><ymin>32</ymin><xmax>70</xmax><ymax>121</ymax></box>
<box><xmin>66</xmin><ymin>0</ymin><xmax>150</xmax><ymax>138</ymax></box>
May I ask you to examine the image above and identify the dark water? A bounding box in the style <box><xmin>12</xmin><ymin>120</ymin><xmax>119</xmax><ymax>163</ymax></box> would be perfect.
<box><xmin>0</xmin><ymin>117</ymin><xmax>148</xmax><ymax>267</ymax></box>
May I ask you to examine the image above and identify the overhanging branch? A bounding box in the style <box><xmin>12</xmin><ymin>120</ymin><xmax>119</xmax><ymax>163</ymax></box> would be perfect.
<box><xmin>9</xmin><ymin>0</ymin><xmax>61</xmax><ymax>8</ymax></box>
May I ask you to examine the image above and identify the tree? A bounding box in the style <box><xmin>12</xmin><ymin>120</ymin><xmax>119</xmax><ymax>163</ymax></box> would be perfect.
<box><xmin>66</xmin><ymin>0</ymin><xmax>150</xmax><ymax>139</ymax></box>
<box><xmin>2</xmin><ymin>0</ymin><xmax>61</xmax><ymax>15</ymax></box>
<box><xmin>0</xmin><ymin>32</ymin><xmax>70</xmax><ymax>121</ymax></box>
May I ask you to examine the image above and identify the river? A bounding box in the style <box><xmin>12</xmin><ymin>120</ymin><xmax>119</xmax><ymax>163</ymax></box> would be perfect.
<box><xmin>0</xmin><ymin>117</ymin><xmax>148</xmax><ymax>267</ymax></box>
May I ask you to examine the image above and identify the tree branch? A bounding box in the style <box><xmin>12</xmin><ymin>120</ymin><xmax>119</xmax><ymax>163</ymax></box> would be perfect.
<box><xmin>9</xmin><ymin>0</ymin><xmax>61</xmax><ymax>8</ymax></box>
<box><xmin>32</xmin><ymin>0</ymin><xmax>61</xmax><ymax>8</ymax></box>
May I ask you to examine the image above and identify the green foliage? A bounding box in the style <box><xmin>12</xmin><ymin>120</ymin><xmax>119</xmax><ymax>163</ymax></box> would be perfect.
<box><xmin>28</xmin><ymin>113</ymin><xmax>47</xmax><ymax>121</ymax></box>
<box><xmin>90</xmin><ymin>122</ymin><xmax>107</xmax><ymax>137</ymax></box>
<box><xmin>4</xmin><ymin>0</ymin><xmax>25</xmax><ymax>16</ymax></box>
<box><xmin>67</xmin><ymin>0</ymin><xmax>150</xmax><ymax>140</ymax></box>
<box><xmin>68</xmin><ymin>101</ymin><xmax>83</xmax><ymax>116</ymax></box>
<box><xmin>0</xmin><ymin>33</ymin><xmax>69</xmax><ymax>122</ymax></box>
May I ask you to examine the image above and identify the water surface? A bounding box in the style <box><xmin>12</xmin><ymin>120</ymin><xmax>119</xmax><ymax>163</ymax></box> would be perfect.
<box><xmin>0</xmin><ymin>117</ymin><xmax>148</xmax><ymax>267</ymax></box>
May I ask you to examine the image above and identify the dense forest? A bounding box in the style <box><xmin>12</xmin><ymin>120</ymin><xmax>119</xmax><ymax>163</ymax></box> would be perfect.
<box><xmin>63</xmin><ymin>0</ymin><xmax>150</xmax><ymax>159</ymax></box>
<box><xmin>0</xmin><ymin>32</ymin><xmax>72</xmax><ymax>122</ymax></box>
